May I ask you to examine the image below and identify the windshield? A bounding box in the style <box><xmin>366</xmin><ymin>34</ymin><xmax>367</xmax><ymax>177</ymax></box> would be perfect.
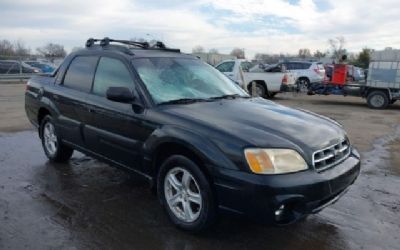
<box><xmin>132</xmin><ymin>57</ymin><xmax>248</xmax><ymax>104</ymax></box>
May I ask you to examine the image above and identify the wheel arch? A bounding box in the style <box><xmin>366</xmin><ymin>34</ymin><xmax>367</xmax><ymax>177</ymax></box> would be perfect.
<box><xmin>144</xmin><ymin>126</ymin><xmax>238</xmax><ymax>190</ymax></box>
<box><xmin>365</xmin><ymin>87</ymin><xmax>391</xmax><ymax>99</ymax></box>
<box><xmin>297</xmin><ymin>76</ymin><xmax>310</xmax><ymax>83</ymax></box>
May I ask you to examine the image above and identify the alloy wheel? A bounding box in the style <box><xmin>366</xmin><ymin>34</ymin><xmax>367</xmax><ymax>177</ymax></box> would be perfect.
<box><xmin>164</xmin><ymin>167</ymin><xmax>202</xmax><ymax>223</ymax></box>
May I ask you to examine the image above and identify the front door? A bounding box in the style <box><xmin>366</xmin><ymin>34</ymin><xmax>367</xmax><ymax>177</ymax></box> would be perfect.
<box><xmin>84</xmin><ymin>56</ymin><xmax>152</xmax><ymax>171</ymax></box>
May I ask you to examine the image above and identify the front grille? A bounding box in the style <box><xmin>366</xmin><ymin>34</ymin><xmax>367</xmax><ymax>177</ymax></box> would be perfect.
<box><xmin>313</xmin><ymin>139</ymin><xmax>351</xmax><ymax>171</ymax></box>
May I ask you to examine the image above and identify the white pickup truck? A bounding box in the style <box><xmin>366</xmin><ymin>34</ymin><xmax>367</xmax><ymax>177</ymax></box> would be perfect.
<box><xmin>215</xmin><ymin>59</ymin><xmax>297</xmax><ymax>98</ymax></box>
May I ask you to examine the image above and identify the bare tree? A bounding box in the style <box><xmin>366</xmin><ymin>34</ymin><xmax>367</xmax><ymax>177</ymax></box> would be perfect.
<box><xmin>14</xmin><ymin>40</ymin><xmax>30</xmax><ymax>56</ymax></box>
<box><xmin>328</xmin><ymin>36</ymin><xmax>346</xmax><ymax>61</ymax></box>
<box><xmin>0</xmin><ymin>40</ymin><xmax>15</xmax><ymax>56</ymax></box>
<box><xmin>192</xmin><ymin>45</ymin><xmax>205</xmax><ymax>53</ymax></box>
<box><xmin>313</xmin><ymin>50</ymin><xmax>326</xmax><ymax>59</ymax></box>
<box><xmin>230</xmin><ymin>48</ymin><xmax>245</xmax><ymax>59</ymax></box>
<box><xmin>36</xmin><ymin>43</ymin><xmax>66</xmax><ymax>58</ymax></box>
<box><xmin>298</xmin><ymin>48</ymin><xmax>311</xmax><ymax>58</ymax></box>
<box><xmin>208</xmin><ymin>48</ymin><xmax>219</xmax><ymax>54</ymax></box>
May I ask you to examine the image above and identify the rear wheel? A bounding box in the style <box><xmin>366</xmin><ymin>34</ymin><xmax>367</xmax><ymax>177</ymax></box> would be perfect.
<box><xmin>249</xmin><ymin>82</ymin><xmax>266</xmax><ymax>98</ymax></box>
<box><xmin>367</xmin><ymin>90</ymin><xmax>389</xmax><ymax>109</ymax></box>
<box><xmin>40</xmin><ymin>115</ymin><xmax>73</xmax><ymax>162</ymax></box>
<box><xmin>157</xmin><ymin>155</ymin><xmax>216</xmax><ymax>232</ymax></box>
<box><xmin>297</xmin><ymin>78</ymin><xmax>310</xmax><ymax>92</ymax></box>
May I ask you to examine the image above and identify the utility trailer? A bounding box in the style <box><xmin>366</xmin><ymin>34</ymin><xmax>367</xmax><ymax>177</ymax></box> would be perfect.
<box><xmin>307</xmin><ymin>49</ymin><xmax>400</xmax><ymax>109</ymax></box>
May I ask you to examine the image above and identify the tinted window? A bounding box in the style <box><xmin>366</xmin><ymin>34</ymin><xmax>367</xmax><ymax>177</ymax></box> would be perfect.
<box><xmin>284</xmin><ymin>63</ymin><xmax>294</xmax><ymax>70</ymax></box>
<box><xmin>240</xmin><ymin>61</ymin><xmax>253</xmax><ymax>72</ymax></box>
<box><xmin>63</xmin><ymin>56</ymin><xmax>98</xmax><ymax>92</ymax></box>
<box><xmin>266</xmin><ymin>65</ymin><xmax>282</xmax><ymax>72</ymax></box>
<box><xmin>216</xmin><ymin>61</ymin><xmax>235</xmax><ymax>72</ymax></box>
<box><xmin>302</xmin><ymin>63</ymin><xmax>312</xmax><ymax>69</ymax></box>
<box><xmin>93</xmin><ymin>57</ymin><xmax>133</xmax><ymax>96</ymax></box>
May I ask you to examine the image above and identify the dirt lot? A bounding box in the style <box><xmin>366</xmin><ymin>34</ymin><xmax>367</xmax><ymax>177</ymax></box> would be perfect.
<box><xmin>0</xmin><ymin>83</ymin><xmax>399</xmax><ymax>250</ymax></box>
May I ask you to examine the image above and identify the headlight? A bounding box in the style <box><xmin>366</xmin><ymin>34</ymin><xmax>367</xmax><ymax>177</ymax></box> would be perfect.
<box><xmin>244</xmin><ymin>148</ymin><xmax>308</xmax><ymax>174</ymax></box>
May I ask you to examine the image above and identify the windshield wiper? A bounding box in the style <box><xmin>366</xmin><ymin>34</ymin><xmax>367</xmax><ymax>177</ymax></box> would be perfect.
<box><xmin>208</xmin><ymin>94</ymin><xmax>249</xmax><ymax>100</ymax></box>
<box><xmin>158</xmin><ymin>98</ymin><xmax>209</xmax><ymax>105</ymax></box>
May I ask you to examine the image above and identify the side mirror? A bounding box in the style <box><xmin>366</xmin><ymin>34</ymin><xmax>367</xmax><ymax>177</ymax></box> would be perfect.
<box><xmin>106</xmin><ymin>87</ymin><xmax>135</xmax><ymax>103</ymax></box>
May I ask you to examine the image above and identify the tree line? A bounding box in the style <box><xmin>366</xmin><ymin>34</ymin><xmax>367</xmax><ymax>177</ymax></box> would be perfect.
<box><xmin>0</xmin><ymin>39</ymin><xmax>66</xmax><ymax>58</ymax></box>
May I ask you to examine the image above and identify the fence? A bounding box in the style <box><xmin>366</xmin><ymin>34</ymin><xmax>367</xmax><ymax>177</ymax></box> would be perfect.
<box><xmin>0</xmin><ymin>55</ymin><xmax>63</xmax><ymax>82</ymax></box>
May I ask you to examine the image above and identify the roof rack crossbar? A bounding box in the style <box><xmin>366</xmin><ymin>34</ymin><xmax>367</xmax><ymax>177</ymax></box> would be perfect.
<box><xmin>86</xmin><ymin>37</ymin><xmax>149</xmax><ymax>48</ymax></box>
<box><xmin>85</xmin><ymin>37</ymin><xmax>180</xmax><ymax>52</ymax></box>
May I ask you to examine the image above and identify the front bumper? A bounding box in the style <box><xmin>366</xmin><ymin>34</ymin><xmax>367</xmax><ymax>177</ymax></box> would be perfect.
<box><xmin>214</xmin><ymin>149</ymin><xmax>361</xmax><ymax>224</ymax></box>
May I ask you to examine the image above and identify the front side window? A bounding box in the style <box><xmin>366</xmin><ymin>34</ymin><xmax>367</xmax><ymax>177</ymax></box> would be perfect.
<box><xmin>63</xmin><ymin>56</ymin><xmax>98</xmax><ymax>92</ymax></box>
<box><xmin>132</xmin><ymin>58</ymin><xmax>248</xmax><ymax>104</ymax></box>
<box><xmin>216</xmin><ymin>61</ymin><xmax>235</xmax><ymax>72</ymax></box>
<box><xmin>93</xmin><ymin>57</ymin><xmax>133</xmax><ymax>96</ymax></box>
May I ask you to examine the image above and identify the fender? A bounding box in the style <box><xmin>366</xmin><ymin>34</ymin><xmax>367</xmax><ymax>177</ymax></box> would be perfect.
<box><xmin>142</xmin><ymin>125</ymin><xmax>239</xmax><ymax>176</ymax></box>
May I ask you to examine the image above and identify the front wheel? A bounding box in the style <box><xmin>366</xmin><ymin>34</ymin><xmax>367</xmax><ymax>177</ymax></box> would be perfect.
<box><xmin>40</xmin><ymin>115</ymin><xmax>74</xmax><ymax>162</ymax></box>
<box><xmin>367</xmin><ymin>90</ymin><xmax>389</xmax><ymax>109</ymax></box>
<box><xmin>157</xmin><ymin>155</ymin><xmax>216</xmax><ymax>232</ymax></box>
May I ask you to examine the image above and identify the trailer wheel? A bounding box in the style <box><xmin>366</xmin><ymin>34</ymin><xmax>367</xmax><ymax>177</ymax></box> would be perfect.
<box><xmin>367</xmin><ymin>90</ymin><xmax>389</xmax><ymax>109</ymax></box>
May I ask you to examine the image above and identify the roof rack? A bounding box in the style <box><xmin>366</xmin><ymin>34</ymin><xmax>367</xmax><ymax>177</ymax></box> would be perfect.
<box><xmin>85</xmin><ymin>37</ymin><xmax>180</xmax><ymax>52</ymax></box>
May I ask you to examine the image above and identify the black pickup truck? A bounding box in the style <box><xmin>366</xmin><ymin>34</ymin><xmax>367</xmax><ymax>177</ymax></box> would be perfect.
<box><xmin>25</xmin><ymin>38</ymin><xmax>360</xmax><ymax>231</ymax></box>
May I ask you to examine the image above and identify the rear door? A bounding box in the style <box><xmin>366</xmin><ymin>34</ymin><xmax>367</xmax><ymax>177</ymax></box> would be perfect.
<box><xmin>52</xmin><ymin>55</ymin><xmax>99</xmax><ymax>147</ymax></box>
<box><xmin>84</xmin><ymin>56</ymin><xmax>150</xmax><ymax>171</ymax></box>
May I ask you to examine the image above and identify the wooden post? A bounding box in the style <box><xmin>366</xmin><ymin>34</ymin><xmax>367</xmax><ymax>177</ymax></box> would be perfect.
<box><xmin>251</xmin><ymin>81</ymin><xmax>256</xmax><ymax>97</ymax></box>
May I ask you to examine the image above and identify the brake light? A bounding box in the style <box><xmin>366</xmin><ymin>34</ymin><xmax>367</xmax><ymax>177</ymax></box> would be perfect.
<box><xmin>282</xmin><ymin>74</ymin><xmax>288</xmax><ymax>85</ymax></box>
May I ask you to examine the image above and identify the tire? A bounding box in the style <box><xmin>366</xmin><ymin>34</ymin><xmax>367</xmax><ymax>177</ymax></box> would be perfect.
<box><xmin>248</xmin><ymin>82</ymin><xmax>266</xmax><ymax>98</ymax></box>
<box><xmin>367</xmin><ymin>90</ymin><xmax>389</xmax><ymax>109</ymax></box>
<box><xmin>157</xmin><ymin>155</ymin><xmax>216</xmax><ymax>232</ymax></box>
<box><xmin>40</xmin><ymin>115</ymin><xmax>74</xmax><ymax>162</ymax></box>
<box><xmin>297</xmin><ymin>78</ymin><xmax>310</xmax><ymax>92</ymax></box>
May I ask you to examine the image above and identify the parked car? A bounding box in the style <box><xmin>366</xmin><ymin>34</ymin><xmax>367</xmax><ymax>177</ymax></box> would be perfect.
<box><xmin>347</xmin><ymin>65</ymin><xmax>365</xmax><ymax>81</ymax></box>
<box><xmin>215</xmin><ymin>59</ymin><xmax>297</xmax><ymax>98</ymax></box>
<box><xmin>0</xmin><ymin>60</ymin><xmax>40</xmax><ymax>74</ymax></box>
<box><xmin>24</xmin><ymin>61</ymin><xmax>55</xmax><ymax>73</ymax></box>
<box><xmin>25</xmin><ymin>38</ymin><xmax>360</xmax><ymax>231</ymax></box>
<box><xmin>277</xmin><ymin>61</ymin><xmax>326</xmax><ymax>86</ymax></box>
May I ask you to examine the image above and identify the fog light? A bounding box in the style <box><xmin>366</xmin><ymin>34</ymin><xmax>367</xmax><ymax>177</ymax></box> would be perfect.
<box><xmin>275</xmin><ymin>204</ymin><xmax>285</xmax><ymax>219</ymax></box>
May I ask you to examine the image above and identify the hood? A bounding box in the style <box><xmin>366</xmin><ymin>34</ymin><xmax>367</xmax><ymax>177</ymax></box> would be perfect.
<box><xmin>159</xmin><ymin>98</ymin><xmax>347</xmax><ymax>153</ymax></box>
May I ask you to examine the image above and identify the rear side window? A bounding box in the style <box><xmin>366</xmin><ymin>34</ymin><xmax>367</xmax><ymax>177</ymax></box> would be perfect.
<box><xmin>240</xmin><ymin>61</ymin><xmax>253</xmax><ymax>72</ymax></box>
<box><xmin>63</xmin><ymin>56</ymin><xmax>98</xmax><ymax>92</ymax></box>
<box><xmin>302</xmin><ymin>63</ymin><xmax>312</xmax><ymax>69</ymax></box>
<box><xmin>216</xmin><ymin>61</ymin><xmax>235</xmax><ymax>72</ymax></box>
<box><xmin>92</xmin><ymin>57</ymin><xmax>133</xmax><ymax>96</ymax></box>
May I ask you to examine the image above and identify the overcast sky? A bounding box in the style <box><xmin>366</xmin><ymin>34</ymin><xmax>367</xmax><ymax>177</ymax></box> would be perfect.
<box><xmin>1</xmin><ymin>0</ymin><xmax>399</xmax><ymax>58</ymax></box>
